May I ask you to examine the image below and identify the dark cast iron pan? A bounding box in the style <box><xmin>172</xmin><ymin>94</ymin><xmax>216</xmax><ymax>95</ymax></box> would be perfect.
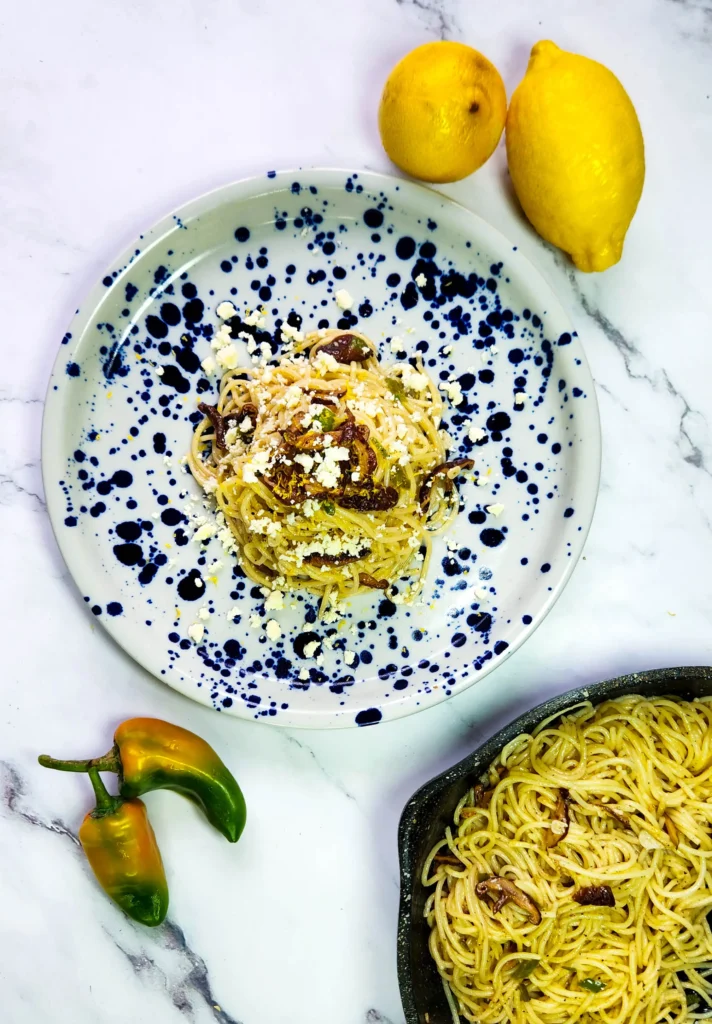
<box><xmin>397</xmin><ymin>666</ymin><xmax>712</xmax><ymax>1024</ymax></box>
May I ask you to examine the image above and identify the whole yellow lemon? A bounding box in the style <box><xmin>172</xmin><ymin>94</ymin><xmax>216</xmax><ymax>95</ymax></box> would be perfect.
<box><xmin>379</xmin><ymin>41</ymin><xmax>507</xmax><ymax>184</ymax></box>
<box><xmin>506</xmin><ymin>40</ymin><xmax>645</xmax><ymax>272</ymax></box>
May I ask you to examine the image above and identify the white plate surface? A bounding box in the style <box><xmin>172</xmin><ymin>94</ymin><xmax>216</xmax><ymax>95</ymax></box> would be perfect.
<box><xmin>43</xmin><ymin>169</ymin><xmax>600</xmax><ymax>728</ymax></box>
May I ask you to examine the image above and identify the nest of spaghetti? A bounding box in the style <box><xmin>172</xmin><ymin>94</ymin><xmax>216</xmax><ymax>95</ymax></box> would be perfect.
<box><xmin>423</xmin><ymin>695</ymin><xmax>712</xmax><ymax>1024</ymax></box>
<box><xmin>189</xmin><ymin>328</ymin><xmax>473</xmax><ymax>611</ymax></box>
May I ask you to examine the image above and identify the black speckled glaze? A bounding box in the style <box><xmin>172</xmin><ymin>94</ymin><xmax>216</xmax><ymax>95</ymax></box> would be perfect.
<box><xmin>43</xmin><ymin>170</ymin><xmax>599</xmax><ymax>726</ymax></box>
<box><xmin>397</xmin><ymin>666</ymin><xmax>712</xmax><ymax>1023</ymax></box>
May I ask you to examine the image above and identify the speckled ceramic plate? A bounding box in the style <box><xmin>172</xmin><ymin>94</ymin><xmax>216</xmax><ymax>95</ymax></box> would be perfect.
<box><xmin>42</xmin><ymin>169</ymin><xmax>600</xmax><ymax>728</ymax></box>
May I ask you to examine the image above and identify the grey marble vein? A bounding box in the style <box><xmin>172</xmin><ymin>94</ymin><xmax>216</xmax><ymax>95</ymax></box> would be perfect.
<box><xmin>666</xmin><ymin>0</ymin><xmax>712</xmax><ymax>35</ymax></box>
<box><xmin>0</xmin><ymin>761</ymin><xmax>242</xmax><ymax>1024</ymax></box>
<box><xmin>565</xmin><ymin>270</ymin><xmax>711</xmax><ymax>477</ymax></box>
<box><xmin>0</xmin><ymin>467</ymin><xmax>46</xmax><ymax>510</ymax></box>
<box><xmin>365</xmin><ymin>1010</ymin><xmax>399</xmax><ymax>1024</ymax></box>
<box><xmin>1</xmin><ymin>760</ymin><xmax>78</xmax><ymax>844</ymax></box>
<box><xmin>661</xmin><ymin>369</ymin><xmax>711</xmax><ymax>476</ymax></box>
<box><xmin>0</xmin><ymin>393</ymin><xmax>44</xmax><ymax>405</ymax></box>
<box><xmin>394</xmin><ymin>0</ymin><xmax>458</xmax><ymax>40</ymax></box>
<box><xmin>284</xmin><ymin>733</ymin><xmax>357</xmax><ymax>803</ymax></box>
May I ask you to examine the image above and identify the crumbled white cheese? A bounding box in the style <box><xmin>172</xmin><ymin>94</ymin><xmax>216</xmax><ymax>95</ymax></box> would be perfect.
<box><xmin>475</xmin><ymin>587</ymin><xmax>489</xmax><ymax>602</ymax></box>
<box><xmin>440</xmin><ymin>379</ymin><xmax>464</xmax><ymax>407</ymax></box>
<box><xmin>239</xmin><ymin>416</ymin><xmax>252</xmax><ymax>433</ymax></box>
<box><xmin>215</xmin><ymin>512</ymin><xmax>238</xmax><ymax>554</ymax></box>
<box><xmin>194</xmin><ymin>522</ymin><xmax>217</xmax><ymax>543</ymax></box>
<box><xmin>211</xmin><ymin>323</ymin><xmax>233</xmax><ymax>351</ymax></box>
<box><xmin>188</xmin><ymin>622</ymin><xmax>204</xmax><ymax>643</ymax></box>
<box><xmin>314</xmin><ymin>446</ymin><xmax>350</xmax><ymax>489</ymax></box>
<box><xmin>277</xmin><ymin>384</ymin><xmax>303</xmax><ymax>409</ymax></box>
<box><xmin>401</xmin><ymin>365</ymin><xmax>430</xmax><ymax>393</ymax></box>
<box><xmin>514</xmin><ymin>392</ymin><xmax>526</xmax><ymax>406</ymax></box>
<box><xmin>294</xmin><ymin>453</ymin><xmax>315</xmax><ymax>474</ymax></box>
<box><xmin>390</xmin><ymin>336</ymin><xmax>406</xmax><ymax>354</ymax></box>
<box><xmin>249</xmin><ymin>613</ymin><xmax>261</xmax><ymax>629</ymax></box>
<box><xmin>244</xmin><ymin>309</ymin><xmax>267</xmax><ymax>328</ymax></box>
<box><xmin>468</xmin><ymin>425</ymin><xmax>486</xmax><ymax>443</ymax></box>
<box><xmin>442</xmin><ymin>345</ymin><xmax>452</xmax><ymax>356</ymax></box>
<box><xmin>486</xmin><ymin>503</ymin><xmax>505</xmax><ymax>517</ymax></box>
<box><xmin>312</xmin><ymin>351</ymin><xmax>339</xmax><ymax>375</ymax></box>
<box><xmin>216</xmin><ymin>343</ymin><xmax>239</xmax><ymax>370</ymax></box>
<box><xmin>302</xmin><ymin>498</ymin><xmax>320</xmax><ymax>518</ymax></box>
<box><xmin>281</xmin><ymin>322</ymin><xmax>304</xmax><ymax>343</ymax></box>
<box><xmin>154</xmin><ymin>365</ymin><xmax>164</xmax><ymax>377</ymax></box>
<box><xmin>197</xmin><ymin>607</ymin><xmax>210</xmax><ymax>621</ymax></box>
<box><xmin>344</xmin><ymin>650</ymin><xmax>356</xmax><ymax>666</ymax></box>
<box><xmin>415</xmin><ymin>273</ymin><xmax>427</xmax><ymax>287</ymax></box>
<box><xmin>249</xmin><ymin>516</ymin><xmax>282</xmax><ymax>537</ymax></box>
<box><xmin>217</xmin><ymin>301</ymin><xmax>237</xmax><ymax>320</ymax></box>
<box><xmin>265</xmin><ymin>619</ymin><xmax>281</xmax><ymax>641</ymax></box>
<box><xmin>299</xmin><ymin>667</ymin><xmax>310</xmax><ymax>680</ymax></box>
<box><xmin>264</xmin><ymin>590</ymin><xmax>285</xmax><ymax>612</ymax></box>
<box><xmin>334</xmin><ymin>288</ymin><xmax>354</xmax><ymax>310</ymax></box>
<box><xmin>201</xmin><ymin>356</ymin><xmax>217</xmax><ymax>375</ymax></box>
<box><xmin>206</xmin><ymin>560</ymin><xmax>223</xmax><ymax>574</ymax></box>
<box><xmin>227</xmin><ymin>605</ymin><xmax>240</xmax><ymax>620</ymax></box>
<box><xmin>303</xmin><ymin>640</ymin><xmax>321</xmax><ymax>659</ymax></box>
<box><xmin>242</xmin><ymin>449</ymin><xmax>272</xmax><ymax>484</ymax></box>
<box><xmin>476</xmin><ymin>476</ymin><xmax>490</xmax><ymax>488</ymax></box>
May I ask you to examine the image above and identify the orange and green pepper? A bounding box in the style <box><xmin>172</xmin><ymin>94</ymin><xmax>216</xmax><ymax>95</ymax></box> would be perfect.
<box><xmin>39</xmin><ymin>717</ymin><xmax>246</xmax><ymax>925</ymax></box>
<box><xmin>78</xmin><ymin>767</ymin><xmax>168</xmax><ymax>926</ymax></box>
<box><xmin>112</xmin><ymin>718</ymin><xmax>246</xmax><ymax>843</ymax></box>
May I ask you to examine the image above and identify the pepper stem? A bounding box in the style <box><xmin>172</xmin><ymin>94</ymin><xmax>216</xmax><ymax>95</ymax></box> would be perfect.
<box><xmin>87</xmin><ymin>767</ymin><xmax>122</xmax><ymax>817</ymax></box>
<box><xmin>38</xmin><ymin>747</ymin><xmax>120</xmax><ymax>775</ymax></box>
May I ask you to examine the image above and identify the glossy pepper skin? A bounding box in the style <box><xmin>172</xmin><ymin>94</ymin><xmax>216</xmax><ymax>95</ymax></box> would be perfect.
<box><xmin>79</xmin><ymin>768</ymin><xmax>169</xmax><ymax>927</ymax></box>
<box><xmin>115</xmin><ymin>719</ymin><xmax>246</xmax><ymax>844</ymax></box>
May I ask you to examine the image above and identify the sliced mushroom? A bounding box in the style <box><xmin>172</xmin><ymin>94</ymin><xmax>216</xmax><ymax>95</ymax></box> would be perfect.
<box><xmin>434</xmin><ymin>853</ymin><xmax>467</xmax><ymax>866</ymax></box>
<box><xmin>316</xmin><ymin>334</ymin><xmax>372</xmax><ymax>364</ymax></box>
<box><xmin>545</xmin><ymin>789</ymin><xmax>570</xmax><ymax>849</ymax></box>
<box><xmin>572</xmin><ymin>885</ymin><xmax>615</xmax><ymax>907</ymax></box>
<box><xmin>472</xmin><ymin>765</ymin><xmax>508</xmax><ymax>809</ymax></box>
<box><xmin>303</xmin><ymin>549</ymin><xmax>368</xmax><ymax>568</ymax></box>
<box><xmin>359</xmin><ymin>572</ymin><xmax>389</xmax><ymax>591</ymax></box>
<box><xmin>475</xmin><ymin>877</ymin><xmax>541</xmax><ymax>924</ymax></box>
<box><xmin>592</xmin><ymin>801</ymin><xmax>630</xmax><ymax>827</ymax></box>
<box><xmin>338</xmin><ymin>485</ymin><xmax>399</xmax><ymax>512</ymax></box>
<box><xmin>419</xmin><ymin>458</ymin><xmax>474</xmax><ymax>509</ymax></box>
<box><xmin>198</xmin><ymin>402</ymin><xmax>233</xmax><ymax>449</ymax></box>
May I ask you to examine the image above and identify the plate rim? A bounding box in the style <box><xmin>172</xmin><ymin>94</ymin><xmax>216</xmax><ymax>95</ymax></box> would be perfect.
<box><xmin>41</xmin><ymin>166</ymin><xmax>602</xmax><ymax>728</ymax></box>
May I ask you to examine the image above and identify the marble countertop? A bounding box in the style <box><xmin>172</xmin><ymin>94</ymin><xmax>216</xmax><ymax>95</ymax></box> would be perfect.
<box><xmin>2</xmin><ymin>0</ymin><xmax>712</xmax><ymax>1021</ymax></box>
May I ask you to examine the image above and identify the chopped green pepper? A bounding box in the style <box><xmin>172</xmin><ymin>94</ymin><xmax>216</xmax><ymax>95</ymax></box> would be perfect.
<box><xmin>322</xmin><ymin>500</ymin><xmax>336</xmax><ymax>515</ymax></box>
<box><xmin>386</xmin><ymin>378</ymin><xmax>405</xmax><ymax>401</ymax></box>
<box><xmin>580</xmin><ymin>978</ymin><xmax>606</xmax><ymax>993</ymax></box>
<box><xmin>390</xmin><ymin>465</ymin><xmax>408</xmax><ymax>489</ymax></box>
<box><xmin>512</xmin><ymin>959</ymin><xmax>540</xmax><ymax>979</ymax></box>
<box><xmin>316</xmin><ymin>408</ymin><xmax>335</xmax><ymax>430</ymax></box>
